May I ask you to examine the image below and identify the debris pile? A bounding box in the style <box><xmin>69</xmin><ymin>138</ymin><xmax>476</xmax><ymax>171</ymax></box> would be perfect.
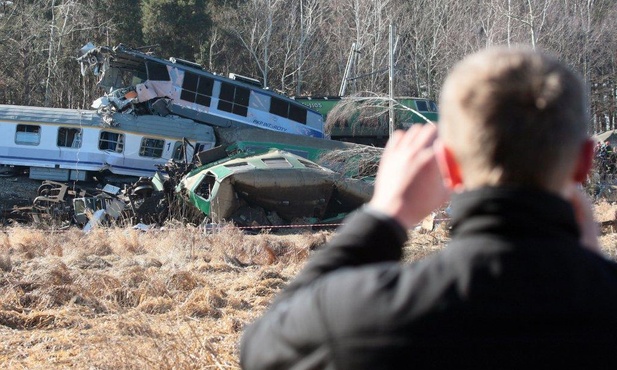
<box><xmin>3</xmin><ymin>146</ymin><xmax>374</xmax><ymax>231</ymax></box>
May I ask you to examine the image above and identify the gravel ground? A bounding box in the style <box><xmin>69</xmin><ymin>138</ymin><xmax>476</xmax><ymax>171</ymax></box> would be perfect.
<box><xmin>0</xmin><ymin>174</ymin><xmax>42</xmax><ymax>210</ymax></box>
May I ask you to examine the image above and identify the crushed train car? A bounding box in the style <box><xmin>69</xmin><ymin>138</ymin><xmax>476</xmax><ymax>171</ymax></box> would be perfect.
<box><xmin>177</xmin><ymin>146</ymin><xmax>373</xmax><ymax>226</ymax></box>
<box><xmin>78</xmin><ymin>43</ymin><xmax>325</xmax><ymax>138</ymax></box>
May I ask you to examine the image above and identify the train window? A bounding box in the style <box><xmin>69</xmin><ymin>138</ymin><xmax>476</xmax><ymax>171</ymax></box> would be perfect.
<box><xmin>180</xmin><ymin>72</ymin><xmax>198</xmax><ymax>103</ymax></box>
<box><xmin>218</xmin><ymin>82</ymin><xmax>249</xmax><ymax>117</ymax></box>
<box><xmin>99</xmin><ymin>131</ymin><xmax>124</xmax><ymax>153</ymax></box>
<box><xmin>146</xmin><ymin>61</ymin><xmax>170</xmax><ymax>81</ymax></box>
<box><xmin>139</xmin><ymin>137</ymin><xmax>165</xmax><ymax>158</ymax></box>
<box><xmin>415</xmin><ymin>100</ymin><xmax>429</xmax><ymax>112</ymax></box>
<box><xmin>57</xmin><ymin>127</ymin><xmax>82</xmax><ymax>148</ymax></box>
<box><xmin>269</xmin><ymin>97</ymin><xmax>307</xmax><ymax>124</ymax></box>
<box><xmin>196</xmin><ymin>77</ymin><xmax>214</xmax><ymax>106</ymax></box>
<box><xmin>224</xmin><ymin>161</ymin><xmax>254</xmax><ymax>172</ymax></box>
<box><xmin>182</xmin><ymin>72</ymin><xmax>198</xmax><ymax>93</ymax></box>
<box><xmin>235</xmin><ymin>87</ymin><xmax>250</xmax><ymax>107</ymax></box>
<box><xmin>270</xmin><ymin>97</ymin><xmax>288</xmax><ymax>116</ymax></box>
<box><xmin>15</xmin><ymin>124</ymin><xmax>41</xmax><ymax>145</ymax></box>
<box><xmin>180</xmin><ymin>71</ymin><xmax>213</xmax><ymax>107</ymax></box>
<box><xmin>429</xmin><ymin>101</ymin><xmax>438</xmax><ymax>112</ymax></box>
<box><xmin>289</xmin><ymin>104</ymin><xmax>307</xmax><ymax>124</ymax></box>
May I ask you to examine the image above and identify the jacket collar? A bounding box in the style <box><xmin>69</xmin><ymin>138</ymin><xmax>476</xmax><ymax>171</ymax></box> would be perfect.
<box><xmin>449</xmin><ymin>187</ymin><xmax>580</xmax><ymax>241</ymax></box>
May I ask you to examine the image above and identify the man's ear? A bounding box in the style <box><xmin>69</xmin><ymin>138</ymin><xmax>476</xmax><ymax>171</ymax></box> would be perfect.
<box><xmin>434</xmin><ymin>140</ymin><xmax>463</xmax><ymax>190</ymax></box>
<box><xmin>573</xmin><ymin>138</ymin><xmax>595</xmax><ymax>183</ymax></box>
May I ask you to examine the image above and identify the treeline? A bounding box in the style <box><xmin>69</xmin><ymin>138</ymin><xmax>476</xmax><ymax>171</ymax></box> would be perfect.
<box><xmin>0</xmin><ymin>0</ymin><xmax>615</xmax><ymax>132</ymax></box>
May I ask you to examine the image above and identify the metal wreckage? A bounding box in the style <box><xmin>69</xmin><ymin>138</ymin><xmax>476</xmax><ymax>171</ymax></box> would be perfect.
<box><xmin>1</xmin><ymin>44</ymin><xmax>377</xmax><ymax>229</ymax></box>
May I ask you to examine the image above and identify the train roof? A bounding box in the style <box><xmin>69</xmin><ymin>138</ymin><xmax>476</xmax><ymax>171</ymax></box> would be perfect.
<box><xmin>0</xmin><ymin>104</ymin><xmax>215</xmax><ymax>142</ymax></box>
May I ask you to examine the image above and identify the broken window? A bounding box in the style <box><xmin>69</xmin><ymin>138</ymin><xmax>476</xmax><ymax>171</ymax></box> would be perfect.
<box><xmin>269</xmin><ymin>97</ymin><xmax>307</xmax><ymax>124</ymax></box>
<box><xmin>99</xmin><ymin>131</ymin><xmax>124</xmax><ymax>153</ymax></box>
<box><xmin>139</xmin><ymin>137</ymin><xmax>165</xmax><ymax>158</ymax></box>
<box><xmin>298</xmin><ymin>159</ymin><xmax>322</xmax><ymax>170</ymax></box>
<box><xmin>119</xmin><ymin>69</ymin><xmax>147</xmax><ymax>88</ymax></box>
<box><xmin>262</xmin><ymin>157</ymin><xmax>292</xmax><ymax>168</ymax></box>
<box><xmin>195</xmin><ymin>172</ymin><xmax>217</xmax><ymax>199</ymax></box>
<box><xmin>218</xmin><ymin>82</ymin><xmax>249</xmax><ymax>117</ymax></box>
<box><xmin>194</xmin><ymin>142</ymin><xmax>210</xmax><ymax>159</ymax></box>
<box><xmin>180</xmin><ymin>71</ymin><xmax>213</xmax><ymax>107</ymax></box>
<box><xmin>57</xmin><ymin>127</ymin><xmax>82</xmax><ymax>148</ymax></box>
<box><xmin>172</xmin><ymin>141</ymin><xmax>185</xmax><ymax>161</ymax></box>
<box><xmin>15</xmin><ymin>124</ymin><xmax>41</xmax><ymax>145</ymax></box>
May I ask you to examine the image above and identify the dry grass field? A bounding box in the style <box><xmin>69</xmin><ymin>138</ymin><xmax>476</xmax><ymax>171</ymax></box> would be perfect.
<box><xmin>1</xmin><ymin>202</ymin><xmax>616</xmax><ymax>369</ymax></box>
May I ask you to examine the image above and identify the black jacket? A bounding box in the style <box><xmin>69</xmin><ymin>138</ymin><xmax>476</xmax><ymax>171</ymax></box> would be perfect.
<box><xmin>241</xmin><ymin>188</ymin><xmax>617</xmax><ymax>369</ymax></box>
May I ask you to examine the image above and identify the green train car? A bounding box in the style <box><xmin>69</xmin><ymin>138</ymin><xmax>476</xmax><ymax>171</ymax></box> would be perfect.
<box><xmin>294</xmin><ymin>96</ymin><xmax>438</xmax><ymax>147</ymax></box>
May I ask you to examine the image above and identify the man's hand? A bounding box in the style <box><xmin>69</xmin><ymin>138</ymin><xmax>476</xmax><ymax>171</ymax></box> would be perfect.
<box><xmin>368</xmin><ymin>124</ymin><xmax>450</xmax><ymax>229</ymax></box>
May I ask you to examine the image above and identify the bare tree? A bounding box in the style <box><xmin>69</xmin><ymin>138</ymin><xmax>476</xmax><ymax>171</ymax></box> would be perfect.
<box><xmin>225</xmin><ymin>0</ymin><xmax>285</xmax><ymax>88</ymax></box>
<box><xmin>294</xmin><ymin>0</ymin><xmax>325</xmax><ymax>95</ymax></box>
<box><xmin>0</xmin><ymin>0</ymin><xmax>614</xmax><ymax>134</ymax></box>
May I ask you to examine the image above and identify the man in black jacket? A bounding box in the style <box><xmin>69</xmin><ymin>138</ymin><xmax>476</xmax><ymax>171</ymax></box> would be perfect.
<box><xmin>241</xmin><ymin>47</ymin><xmax>617</xmax><ymax>369</ymax></box>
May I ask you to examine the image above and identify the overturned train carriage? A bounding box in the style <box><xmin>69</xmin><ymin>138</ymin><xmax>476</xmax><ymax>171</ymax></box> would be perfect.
<box><xmin>79</xmin><ymin>44</ymin><xmax>325</xmax><ymax>138</ymax></box>
<box><xmin>179</xmin><ymin>148</ymin><xmax>373</xmax><ymax>224</ymax></box>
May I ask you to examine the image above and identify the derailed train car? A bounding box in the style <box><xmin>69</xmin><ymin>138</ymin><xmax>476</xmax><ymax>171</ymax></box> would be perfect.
<box><xmin>178</xmin><ymin>147</ymin><xmax>372</xmax><ymax>225</ymax></box>
<box><xmin>78</xmin><ymin>43</ymin><xmax>325</xmax><ymax>138</ymax></box>
<box><xmin>0</xmin><ymin>104</ymin><xmax>215</xmax><ymax>180</ymax></box>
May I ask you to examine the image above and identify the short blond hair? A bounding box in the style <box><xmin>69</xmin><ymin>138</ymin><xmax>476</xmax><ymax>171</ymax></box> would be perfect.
<box><xmin>439</xmin><ymin>47</ymin><xmax>589</xmax><ymax>189</ymax></box>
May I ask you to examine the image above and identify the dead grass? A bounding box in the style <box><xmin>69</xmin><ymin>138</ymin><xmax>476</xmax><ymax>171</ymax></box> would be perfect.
<box><xmin>0</xmin><ymin>223</ymin><xmax>330</xmax><ymax>369</ymax></box>
<box><xmin>0</xmin><ymin>205</ymin><xmax>616</xmax><ymax>369</ymax></box>
<box><xmin>595</xmin><ymin>200</ymin><xmax>617</xmax><ymax>223</ymax></box>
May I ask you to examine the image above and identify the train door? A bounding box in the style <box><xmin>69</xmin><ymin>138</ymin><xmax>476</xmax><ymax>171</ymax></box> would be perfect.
<box><xmin>98</xmin><ymin>130</ymin><xmax>126</xmax><ymax>173</ymax></box>
<box><xmin>57</xmin><ymin>127</ymin><xmax>82</xmax><ymax>166</ymax></box>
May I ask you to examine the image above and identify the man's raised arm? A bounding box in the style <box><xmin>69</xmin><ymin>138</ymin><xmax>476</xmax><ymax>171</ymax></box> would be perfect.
<box><xmin>240</xmin><ymin>124</ymin><xmax>450</xmax><ymax>369</ymax></box>
<box><xmin>277</xmin><ymin>124</ymin><xmax>450</xmax><ymax>297</ymax></box>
